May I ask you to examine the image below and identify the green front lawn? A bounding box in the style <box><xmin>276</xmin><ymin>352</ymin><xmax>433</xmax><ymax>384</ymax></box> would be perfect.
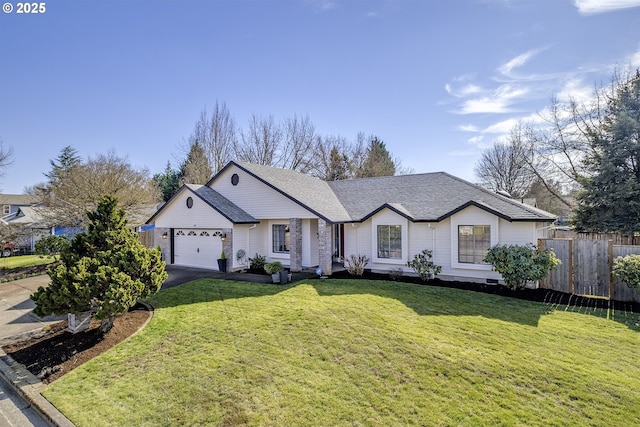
<box><xmin>0</xmin><ymin>254</ymin><xmax>54</xmax><ymax>270</ymax></box>
<box><xmin>44</xmin><ymin>279</ymin><xmax>640</xmax><ymax>426</ymax></box>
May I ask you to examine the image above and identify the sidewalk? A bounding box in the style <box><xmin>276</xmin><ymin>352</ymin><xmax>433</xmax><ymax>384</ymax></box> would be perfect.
<box><xmin>0</xmin><ymin>275</ymin><xmax>64</xmax><ymax>346</ymax></box>
<box><xmin>0</xmin><ymin>275</ymin><xmax>73</xmax><ymax>427</ymax></box>
<box><xmin>0</xmin><ymin>378</ymin><xmax>51</xmax><ymax>427</ymax></box>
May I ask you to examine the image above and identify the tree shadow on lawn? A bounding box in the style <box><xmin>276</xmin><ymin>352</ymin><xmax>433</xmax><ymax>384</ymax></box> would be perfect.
<box><xmin>149</xmin><ymin>274</ymin><xmax>640</xmax><ymax>331</ymax></box>
<box><xmin>148</xmin><ymin>278</ymin><xmax>293</xmax><ymax>310</ymax></box>
<box><xmin>150</xmin><ymin>276</ymin><xmax>549</xmax><ymax>328</ymax></box>
<box><xmin>312</xmin><ymin>272</ymin><xmax>640</xmax><ymax>331</ymax></box>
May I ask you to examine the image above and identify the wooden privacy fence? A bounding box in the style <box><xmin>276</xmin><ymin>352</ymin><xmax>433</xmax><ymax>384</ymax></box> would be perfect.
<box><xmin>137</xmin><ymin>229</ymin><xmax>155</xmax><ymax>248</ymax></box>
<box><xmin>548</xmin><ymin>230</ymin><xmax>640</xmax><ymax>245</ymax></box>
<box><xmin>539</xmin><ymin>239</ymin><xmax>640</xmax><ymax>303</ymax></box>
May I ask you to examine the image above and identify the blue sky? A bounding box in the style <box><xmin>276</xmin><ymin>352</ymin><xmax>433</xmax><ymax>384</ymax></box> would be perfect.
<box><xmin>1</xmin><ymin>0</ymin><xmax>639</xmax><ymax>194</ymax></box>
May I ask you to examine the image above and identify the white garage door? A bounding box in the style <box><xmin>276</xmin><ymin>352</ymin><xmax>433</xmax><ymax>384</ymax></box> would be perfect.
<box><xmin>174</xmin><ymin>229</ymin><xmax>223</xmax><ymax>270</ymax></box>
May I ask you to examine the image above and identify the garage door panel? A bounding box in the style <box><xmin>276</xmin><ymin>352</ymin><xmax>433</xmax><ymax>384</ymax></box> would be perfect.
<box><xmin>174</xmin><ymin>229</ymin><xmax>222</xmax><ymax>270</ymax></box>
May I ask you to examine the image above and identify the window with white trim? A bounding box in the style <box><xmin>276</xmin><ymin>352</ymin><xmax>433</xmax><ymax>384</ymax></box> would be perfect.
<box><xmin>3</xmin><ymin>205</ymin><xmax>9</xmax><ymax>215</ymax></box>
<box><xmin>272</xmin><ymin>224</ymin><xmax>290</xmax><ymax>253</ymax></box>
<box><xmin>377</xmin><ymin>225</ymin><xmax>402</xmax><ymax>259</ymax></box>
<box><xmin>458</xmin><ymin>225</ymin><xmax>490</xmax><ymax>264</ymax></box>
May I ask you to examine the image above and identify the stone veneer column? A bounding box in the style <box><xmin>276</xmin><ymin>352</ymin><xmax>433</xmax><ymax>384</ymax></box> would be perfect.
<box><xmin>153</xmin><ymin>227</ymin><xmax>171</xmax><ymax>263</ymax></box>
<box><xmin>289</xmin><ymin>218</ymin><xmax>302</xmax><ymax>272</ymax></box>
<box><xmin>317</xmin><ymin>219</ymin><xmax>332</xmax><ymax>276</ymax></box>
<box><xmin>222</xmin><ymin>228</ymin><xmax>233</xmax><ymax>268</ymax></box>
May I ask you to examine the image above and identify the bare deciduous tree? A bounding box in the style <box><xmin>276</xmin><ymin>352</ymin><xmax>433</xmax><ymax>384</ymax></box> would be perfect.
<box><xmin>279</xmin><ymin>114</ymin><xmax>317</xmax><ymax>173</ymax></box>
<box><xmin>0</xmin><ymin>140</ymin><xmax>14</xmax><ymax>185</ymax></box>
<box><xmin>37</xmin><ymin>149</ymin><xmax>160</xmax><ymax>227</ymax></box>
<box><xmin>235</xmin><ymin>114</ymin><xmax>283</xmax><ymax>166</ymax></box>
<box><xmin>474</xmin><ymin>124</ymin><xmax>535</xmax><ymax>198</ymax></box>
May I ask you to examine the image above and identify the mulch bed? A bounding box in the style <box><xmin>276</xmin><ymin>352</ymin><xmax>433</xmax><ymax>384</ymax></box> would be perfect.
<box><xmin>2</xmin><ymin>304</ymin><xmax>151</xmax><ymax>384</ymax></box>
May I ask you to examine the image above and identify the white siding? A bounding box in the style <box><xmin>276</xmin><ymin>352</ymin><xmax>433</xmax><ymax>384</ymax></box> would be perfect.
<box><xmin>407</xmin><ymin>222</ymin><xmax>436</xmax><ymax>259</ymax></box>
<box><xmin>231</xmin><ymin>226</ymin><xmax>249</xmax><ymax>270</ymax></box>
<box><xmin>343</xmin><ymin>222</ymin><xmax>372</xmax><ymax>262</ymax></box>
<box><xmin>302</xmin><ymin>219</ymin><xmax>319</xmax><ymax>267</ymax></box>
<box><xmin>244</xmin><ymin>223</ymin><xmax>269</xmax><ymax>265</ymax></box>
<box><xmin>154</xmin><ymin>189</ymin><xmax>233</xmax><ymax>229</ymax></box>
<box><xmin>212</xmin><ymin>166</ymin><xmax>317</xmax><ymax>219</ymax></box>
<box><xmin>498</xmin><ymin>220</ymin><xmax>537</xmax><ymax>245</ymax></box>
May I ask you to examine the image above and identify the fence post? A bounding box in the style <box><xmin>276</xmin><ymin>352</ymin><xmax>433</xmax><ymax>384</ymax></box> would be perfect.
<box><xmin>608</xmin><ymin>240</ymin><xmax>614</xmax><ymax>301</ymax></box>
<box><xmin>569</xmin><ymin>239</ymin><xmax>574</xmax><ymax>295</ymax></box>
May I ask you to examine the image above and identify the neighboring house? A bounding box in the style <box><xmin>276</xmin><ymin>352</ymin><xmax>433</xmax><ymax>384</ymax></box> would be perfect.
<box><xmin>0</xmin><ymin>194</ymin><xmax>83</xmax><ymax>254</ymax></box>
<box><xmin>1</xmin><ymin>205</ymin><xmax>52</xmax><ymax>254</ymax></box>
<box><xmin>146</xmin><ymin>161</ymin><xmax>556</xmax><ymax>284</ymax></box>
<box><xmin>0</xmin><ymin>194</ymin><xmax>39</xmax><ymax>217</ymax></box>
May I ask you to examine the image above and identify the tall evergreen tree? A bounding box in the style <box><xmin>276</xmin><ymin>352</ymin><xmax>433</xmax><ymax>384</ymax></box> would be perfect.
<box><xmin>31</xmin><ymin>196</ymin><xmax>167</xmax><ymax>332</ymax></box>
<box><xmin>153</xmin><ymin>161</ymin><xmax>182</xmax><ymax>202</ymax></box>
<box><xmin>182</xmin><ymin>140</ymin><xmax>212</xmax><ymax>185</ymax></box>
<box><xmin>45</xmin><ymin>145</ymin><xmax>82</xmax><ymax>186</ymax></box>
<box><xmin>327</xmin><ymin>146</ymin><xmax>350</xmax><ymax>181</ymax></box>
<box><xmin>572</xmin><ymin>70</ymin><xmax>640</xmax><ymax>234</ymax></box>
<box><xmin>358</xmin><ymin>137</ymin><xmax>396</xmax><ymax>178</ymax></box>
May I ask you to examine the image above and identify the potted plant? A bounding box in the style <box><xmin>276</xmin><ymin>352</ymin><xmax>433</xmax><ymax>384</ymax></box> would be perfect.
<box><xmin>217</xmin><ymin>250</ymin><xmax>228</xmax><ymax>272</ymax></box>
<box><xmin>264</xmin><ymin>261</ymin><xmax>283</xmax><ymax>283</ymax></box>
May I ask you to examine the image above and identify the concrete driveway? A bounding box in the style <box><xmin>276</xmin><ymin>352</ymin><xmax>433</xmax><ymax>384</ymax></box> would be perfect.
<box><xmin>0</xmin><ymin>275</ymin><xmax>65</xmax><ymax>346</ymax></box>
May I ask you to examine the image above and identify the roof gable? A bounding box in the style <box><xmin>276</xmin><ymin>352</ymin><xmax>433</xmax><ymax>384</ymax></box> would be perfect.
<box><xmin>210</xmin><ymin>162</ymin><xmax>351</xmax><ymax>223</ymax></box>
<box><xmin>147</xmin><ymin>184</ymin><xmax>257</xmax><ymax>225</ymax></box>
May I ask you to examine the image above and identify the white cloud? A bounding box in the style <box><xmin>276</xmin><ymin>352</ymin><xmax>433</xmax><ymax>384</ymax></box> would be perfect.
<box><xmin>458</xmin><ymin>124</ymin><xmax>480</xmax><ymax>132</ymax></box>
<box><xmin>628</xmin><ymin>48</ymin><xmax>640</xmax><ymax>68</ymax></box>
<box><xmin>498</xmin><ymin>48</ymin><xmax>545</xmax><ymax>77</ymax></box>
<box><xmin>458</xmin><ymin>84</ymin><xmax>528</xmax><ymax>114</ymax></box>
<box><xmin>467</xmin><ymin>136</ymin><xmax>484</xmax><ymax>146</ymax></box>
<box><xmin>307</xmin><ymin>0</ymin><xmax>339</xmax><ymax>11</ymax></box>
<box><xmin>556</xmin><ymin>77</ymin><xmax>594</xmax><ymax>104</ymax></box>
<box><xmin>445</xmin><ymin>83</ymin><xmax>484</xmax><ymax>98</ymax></box>
<box><xmin>482</xmin><ymin>118</ymin><xmax>519</xmax><ymax>134</ymax></box>
<box><xmin>574</xmin><ymin>0</ymin><xmax>640</xmax><ymax>15</ymax></box>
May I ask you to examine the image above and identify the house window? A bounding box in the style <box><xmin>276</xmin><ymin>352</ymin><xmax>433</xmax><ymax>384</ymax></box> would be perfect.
<box><xmin>272</xmin><ymin>224</ymin><xmax>290</xmax><ymax>253</ymax></box>
<box><xmin>3</xmin><ymin>205</ymin><xmax>9</xmax><ymax>215</ymax></box>
<box><xmin>458</xmin><ymin>225</ymin><xmax>491</xmax><ymax>264</ymax></box>
<box><xmin>377</xmin><ymin>225</ymin><xmax>402</xmax><ymax>259</ymax></box>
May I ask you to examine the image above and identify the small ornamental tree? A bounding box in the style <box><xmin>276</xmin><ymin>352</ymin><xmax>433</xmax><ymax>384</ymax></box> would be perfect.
<box><xmin>407</xmin><ymin>249</ymin><xmax>442</xmax><ymax>281</ymax></box>
<box><xmin>483</xmin><ymin>243</ymin><xmax>561</xmax><ymax>290</ymax></box>
<box><xmin>31</xmin><ymin>195</ymin><xmax>167</xmax><ymax>332</ymax></box>
<box><xmin>35</xmin><ymin>235</ymin><xmax>69</xmax><ymax>261</ymax></box>
<box><xmin>612</xmin><ymin>254</ymin><xmax>640</xmax><ymax>289</ymax></box>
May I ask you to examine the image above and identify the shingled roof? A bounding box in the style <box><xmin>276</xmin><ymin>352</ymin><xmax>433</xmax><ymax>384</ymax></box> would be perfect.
<box><xmin>228</xmin><ymin>162</ymin><xmax>352</xmax><ymax>222</ymax></box>
<box><xmin>151</xmin><ymin>162</ymin><xmax>556</xmax><ymax>225</ymax></box>
<box><xmin>328</xmin><ymin>172</ymin><xmax>556</xmax><ymax>222</ymax></box>
<box><xmin>221</xmin><ymin>162</ymin><xmax>555</xmax><ymax>223</ymax></box>
<box><xmin>188</xmin><ymin>184</ymin><xmax>258</xmax><ymax>224</ymax></box>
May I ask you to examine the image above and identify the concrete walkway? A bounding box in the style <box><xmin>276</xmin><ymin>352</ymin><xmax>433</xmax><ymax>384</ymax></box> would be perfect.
<box><xmin>0</xmin><ymin>275</ymin><xmax>65</xmax><ymax>346</ymax></box>
<box><xmin>0</xmin><ymin>275</ymin><xmax>72</xmax><ymax>426</ymax></box>
<box><xmin>0</xmin><ymin>380</ymin><xmax>50</xmax><ymax>427</ymax></box>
